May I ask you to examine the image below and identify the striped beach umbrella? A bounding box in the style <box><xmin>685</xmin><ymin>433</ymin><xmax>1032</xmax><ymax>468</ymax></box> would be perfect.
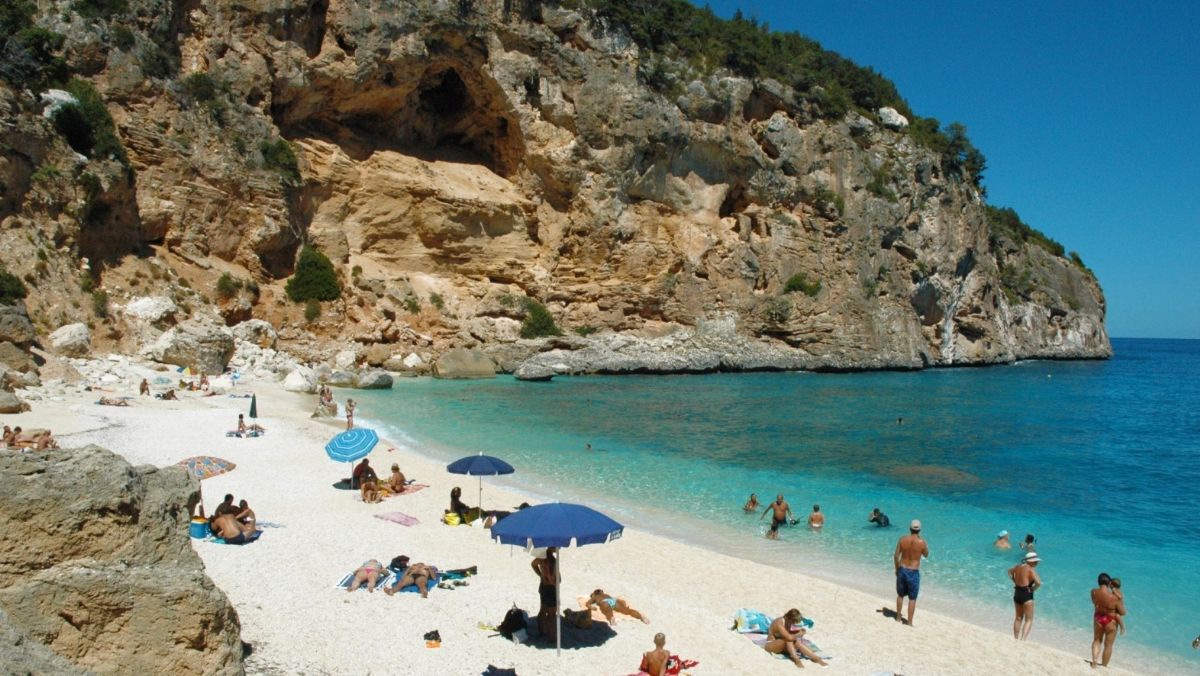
<box><xmin>326</xmin><ymin>428</ymin><xmax>379</xmax><ymax>491</ymax></box>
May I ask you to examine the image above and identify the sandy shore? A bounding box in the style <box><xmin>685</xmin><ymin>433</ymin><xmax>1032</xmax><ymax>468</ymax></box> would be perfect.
<box><xmin>4</xmin><ymin>364</ymin><xmax>1138</xmax><ymax>676</ymax></box>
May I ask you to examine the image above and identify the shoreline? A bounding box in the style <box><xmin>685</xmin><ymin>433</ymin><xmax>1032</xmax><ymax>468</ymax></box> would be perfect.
<box><xmin>6</xmin><ymin>362</ymin><xmax>1148</xmax><ymax>674</ymax></box>
<box><xmin>366</xmin><ymin>406</ymin><xmax>1188</xmax><ymax>675</ymax></box>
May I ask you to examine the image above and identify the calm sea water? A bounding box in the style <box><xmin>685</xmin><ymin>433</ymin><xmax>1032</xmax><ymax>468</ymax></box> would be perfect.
<box><xmin>354</xmin><ymin>338</ymin><xmax>1199</xmax><ymax>668</ymax></box>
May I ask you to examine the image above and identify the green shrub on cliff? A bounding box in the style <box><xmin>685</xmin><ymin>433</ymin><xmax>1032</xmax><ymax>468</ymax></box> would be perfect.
<box><xmin>0</xmin><ymin>266</ymin><xmax>28</xmax><ymax>305</ymax></box>
<box><xmin>51</xmin><ymin>79</ymin><xmax>130</xmax><ymax>169</ymax></box>
<box><xmin>261</xmin><ymin>139</ymin><xmax>300</xmax><ymax>184</ymax></box>
<box><xmin>784</xmin><ymin>272</ymin><xmax>821</xmax><ymax>297</ymax></box>
<box><xmin>0</xmin><ymin>2</ymin><xmax>67</xmax><ymax>90</ymax></box>
<box><xmin>285</xmin><ymin>247</ymin><xmax>341</xmax><ymax>302</ymax></box>
<box><xmin>520</xmin><ymin>299</ymin><xmax>562</xmax><ymax>338</ymax></box>
<box><xmin>985</xmin><ymin>206</ymin><xmax>1065</xmax><ymax>258</ymax></box>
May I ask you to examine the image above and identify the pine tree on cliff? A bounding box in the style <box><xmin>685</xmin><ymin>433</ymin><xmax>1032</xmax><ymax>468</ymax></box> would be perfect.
<box><xmin>285</xmin><ymin>247</ymin><xmax>341</xmax><ymax>302</ymax></box>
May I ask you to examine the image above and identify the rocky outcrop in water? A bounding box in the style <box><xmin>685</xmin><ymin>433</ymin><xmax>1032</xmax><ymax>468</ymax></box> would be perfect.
<box><xmin>0</xmin><ymin>446</ymin><xmax>244</xmax><ymax>675</ymax></box>
<box><xmin>0</xmin><ymin>0</ymin><xmax>1109</xmax><ymax>375</ymax></box>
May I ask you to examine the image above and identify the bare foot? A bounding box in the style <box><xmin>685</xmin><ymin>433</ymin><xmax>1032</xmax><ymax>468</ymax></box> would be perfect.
<box><xmin>384</xmin><ymin>587</ymin><xmax>395</xmax><ymax>596</ymax></box>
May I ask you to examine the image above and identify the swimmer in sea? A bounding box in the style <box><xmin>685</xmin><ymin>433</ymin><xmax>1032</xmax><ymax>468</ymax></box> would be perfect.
<box><xmin>807</xmin><ymin>504</ymin><xmax>824</xmax><ymax>530</ymax></box>
<box><xmin>743</xmin><ymin>493</ymin><xmax>761</xmax><ymax>513</ymax></box>
<box><xmin>1020</xmin><ymin>533</ymin><xmax>1036</xmax><ymax>552</ymax></box>
<box><xmin>869</xmin><ymin>507</ymin><xmax>891</xmax><ymax>527</ymax></box>
<box><xmin>994</xmin><ymin>530</ymin><xmax>1012</xmax><ymax>550</ymax></box>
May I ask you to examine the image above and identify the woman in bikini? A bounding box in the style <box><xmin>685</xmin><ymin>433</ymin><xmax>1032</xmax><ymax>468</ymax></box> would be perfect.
<box><xmin>347</xmin><ymin>559</ymin><xmax>385</xmax><ymax>593</ymax></box>
<box><xmin>385</xmin><ymin>557</ymin><xmax>435</xmax><ymax>599</ymax></box>
<box><xmin>588</xmin><ymin>589</ymin><xmax>649</xmax><ymax>624</ymax></box>
<box><xmin>1090</xmin><ymin>572</ymin><xmax>1126</xmax><ymax>667</ymax></box>
<box><xmin>764</xmin><ymin>608</ymin><xmax>827</xmax><ymax>668</ymax></box>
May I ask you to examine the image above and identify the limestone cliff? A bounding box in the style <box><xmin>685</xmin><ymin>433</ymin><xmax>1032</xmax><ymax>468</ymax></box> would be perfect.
<box><xmin>0</xmin><ymin>0</ymin><xmax>1109</xmax><ymax>372</ymax></box>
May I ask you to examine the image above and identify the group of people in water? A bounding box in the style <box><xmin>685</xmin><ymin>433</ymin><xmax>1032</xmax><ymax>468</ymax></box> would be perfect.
<box><xmin>742</xmin><ymin>492</ymin><xmax>1136</xmax><ymax>666</ymax></box>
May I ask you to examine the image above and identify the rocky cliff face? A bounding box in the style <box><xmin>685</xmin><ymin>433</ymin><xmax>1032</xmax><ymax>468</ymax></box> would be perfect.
<box><xmin>0</xmin><ymin>0</ymin><xmax>1109</xmax><ymax>371</ymax></box>
<box><xmin>0</xmin><ymin>446</ymin><xmax>244</xmax><ymax>674</ymax></box>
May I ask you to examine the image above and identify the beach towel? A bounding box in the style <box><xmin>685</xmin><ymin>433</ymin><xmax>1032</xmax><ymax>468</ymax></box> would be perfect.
<box><xmin>225</xmin><ymin>430</ymin><xmax>264</xmax><ymax>438</ymax></box>
<box><xmin>374</xmin><ymin>512</ymin><xmax>420</xmax><ymax>527</ymax></box>
<box><xmin>733</xmin><ymin>608</ymin><xmax>812</xmax><ymax>633</ymax></box>
<box><xmin>209</xmin><ymin>530</ymin><xmax>263</xmax><ymax>545</ymax></box>
<box><xmin>335</xmin><ymin>569</ymin><xmax>393</xmax><ymax>591</ymax></box>
<box><xmin>387</xmin><ymin>483</ymin><xmax>427</xmax><ymax>497</ymax></box>
<box><xmin>744</xmin><ymin>632</ymin><xmax>831</xmax><ymax>662</ymax></box>
<box><xmin>629</xmin><ymin>653</ymin><xmax>700</xmax><ymax>676</ymax></box>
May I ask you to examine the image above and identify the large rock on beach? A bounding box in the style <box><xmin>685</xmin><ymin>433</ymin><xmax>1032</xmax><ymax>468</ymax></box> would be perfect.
<box><xmin>0</xmin><ymin>305</ymin><xmax>35</xmax><ymax>347</ymax></box>
<box><xmin>282</xmin><ymin>366</ymin><xmax>318</xmax><ymax>393</ymax></box>
<box><xmin>0</xmin><ymin>391</ymin><xmax>30</xmax><ymax>413</ymax></box>
<box><xmin>353</xmin><ymin>369</ymin><xmax>393</xmax><ymax>389</ymax></box>
<box><xmin>123</xmin><ymin>296</ymin><xmax>179</xmax><ymax>325</ymax></box>
<box><xmin>0</xmin><ymin>341</ymin><xmax>36</xmax><ymax>372</ymax></box>
<box><xmin>0</xmin><ymin>446</ymin><xmax>244</xmax><ymax>674</ymax></box>
<box><xmin>432</xmin><ymin>348</ymin><xmax>496</xmax><ymax>379</ymax></box>
<box><xmin>142</xmin><ymin>322</ymin><xmax>235</xmax><ymax>375</ymax></box>
<box><xmin>0</xmin><ymin>607</ymin><xmax>86</xmax><ymax>675</ymax></box>
<box><xmin>231</xmin><ymin>319</ymin><xmax>277</xmax><ymax>349</ymax></box>
<box><xmin>48</xmin><ymin>323</ymin><xmax>91</xmax><ymax>357</ymax></box>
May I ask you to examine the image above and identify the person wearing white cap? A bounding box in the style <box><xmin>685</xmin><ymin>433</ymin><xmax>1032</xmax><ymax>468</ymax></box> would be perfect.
<box><xmin>1008</xmin><ymin>551</ymin><xmax>1043</xmax><ymax>640</ymax></box>
<box><xmin>893</xmin><ymin>519</ymin><xmax>929</xmax><ymax>626</ymax></box>
<box><xmin>994</xmin><ymin>530</ymin><xmax>1012</xmax><ymax>550</ymax></box>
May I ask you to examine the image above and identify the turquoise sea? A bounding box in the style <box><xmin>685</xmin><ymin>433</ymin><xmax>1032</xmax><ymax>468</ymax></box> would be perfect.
<box><xmin>354</xmin><ymin>338</ymin><xmax>1199</xmax><ymax>670</ymax></box>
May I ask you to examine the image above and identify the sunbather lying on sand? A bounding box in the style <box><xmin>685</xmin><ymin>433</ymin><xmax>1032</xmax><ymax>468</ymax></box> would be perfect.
<box><xmin>347</xmin><ymin>559</ymin><xmax>386</xmax><ymax>593</ymax></box>
<box><xmin>765</xmin><ymin>609</ymin><xmax>827</xmax><ymax>668</ymax></box>
<box><xmin>97</xmin><ymin>397</ymin><xmax>129</xmax><ymax>406</ymax></box>
<box><xmin>588</xmin><ymin>589</ymin><xmax>649</xmax><ymax>624</ymax></box>
<box><xmin>383</xmin><ymin>556</ymin><xmax>435</xmax><ymax>599</ymax></box>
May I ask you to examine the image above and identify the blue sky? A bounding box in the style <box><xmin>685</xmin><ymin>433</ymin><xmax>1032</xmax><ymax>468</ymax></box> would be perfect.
<box><xmin>694</xmin><ymin>1</ymin><xmax>1199</xmax><ymax>338</ymax></box>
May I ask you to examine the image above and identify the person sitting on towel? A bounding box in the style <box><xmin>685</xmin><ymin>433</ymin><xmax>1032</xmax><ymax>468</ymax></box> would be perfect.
<box><xmin>235</xmin><ymin>500</ymin><xmax>256</xmax><ymax>531</ymax></box>
<box><xmin>765</xmin><ymin>609</ymin><xmax>827</xmax><ymax>667</ymax></box>
<box><xmin>448</xmin><ymin>486</ymin><xmax>478</xmax><ymax>522</ymax></box>
<box><xmin>352</xmin><ymin>458</ymin><xmax>377</xmax><ymax>487</ymax></box>
<box><xmin>387</xmin><ymin>464</ymin><xmax>407</xmax><ymax>493</ymax></box>
<box><xmin>236</xmin><ymin>414</ymin><xmax>264</xmax><ymax>435</ymax></box>
<box><xmin>640</xmin><ymin>633</ymin><xmax>670</xmax><ymax>676</ymax></box>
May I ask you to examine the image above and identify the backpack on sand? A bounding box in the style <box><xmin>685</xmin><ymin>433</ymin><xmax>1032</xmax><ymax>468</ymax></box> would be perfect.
<box><xmin>497</xmin><ymin>605</ymin><xmax>529</xmax><ymax>641</ymax></box>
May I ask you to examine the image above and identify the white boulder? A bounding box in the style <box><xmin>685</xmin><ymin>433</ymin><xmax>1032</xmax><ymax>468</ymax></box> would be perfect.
<box><xmin>878</xmin><ymin>107</ymin><xmax>909</xmax><ymax>130</ymax></box>
<box><xmin>333</xmin><ymin>349</ymin><xmax>358</xmax><ymax>369</ymax></box>
<box><xmin>124</xmin><ymin>296</ymin><xmax>178</xmax><ymax>324</ymax></box>
<box><xmin>282</xmin><ymin>366</ymin><xmax>318</xmax><ymax>393</ymax></box>
<box><xmin>231</xmin><ymin>319</ymin><xmax>277</xmax><ymax>349</ymax></box>
<box><xmin>48</xmin><ymin>323</ymin><xmax>91</xmax><ymax>357</ymax></box>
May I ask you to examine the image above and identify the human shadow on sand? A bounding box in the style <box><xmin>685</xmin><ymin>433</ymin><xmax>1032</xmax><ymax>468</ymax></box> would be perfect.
<box><xmin>524</xmin><ymin>620</ymin><xmax>617</xmax><ymax>650</ymax></box>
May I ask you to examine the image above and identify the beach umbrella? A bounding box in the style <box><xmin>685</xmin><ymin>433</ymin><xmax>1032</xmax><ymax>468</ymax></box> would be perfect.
<box><xmin>325</xmin><ymin>428</ymin><xmax>379</xmax><ymax>488</ymax></box>
<box><xmin>176</xmin><ymin>455</ymin><xmax>236</xmax><ymax>514</ymax></box>
<box><xmin>248</xmin><ymin>394</ymin><xmax>257</xmax><ymax>419</ymax></box>
<box><xmin>446</xmin><ymin>452</ymin><xmax>514</xmax><ymax>518</ymax></box>
<box><xmin>492</xmin><ymin>502</ymin><xmax>624</xmax><ymax>655</ymax></box>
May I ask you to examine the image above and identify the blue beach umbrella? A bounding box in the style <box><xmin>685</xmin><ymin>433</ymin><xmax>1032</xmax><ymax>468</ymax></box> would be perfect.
<box><xmin>325</xmin><ymin>428</ymin><xmax>379</xmax><ymax>487</ymax></box>
<box><xmin>446</xmin><ymin>452</ymin><xmax>514</xmax><ymax>517</ymax></box>
<box><xmin>492</xmin><ymin>502</ymin><xmax>624</xmax><ymax>655</ymax></box>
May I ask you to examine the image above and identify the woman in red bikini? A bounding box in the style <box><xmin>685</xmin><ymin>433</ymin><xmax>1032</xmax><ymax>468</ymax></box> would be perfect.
<box><xmin>1090</xmin><ymin>572</ymin><xmax>1126</xmax><ymax>667</ymax></box>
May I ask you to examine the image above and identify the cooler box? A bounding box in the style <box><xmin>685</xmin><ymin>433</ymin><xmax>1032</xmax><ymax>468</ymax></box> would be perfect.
<box><xmin>189</xmin><ymin>518</ymin><xmax>208</xmax><ymax>539</ymax></box>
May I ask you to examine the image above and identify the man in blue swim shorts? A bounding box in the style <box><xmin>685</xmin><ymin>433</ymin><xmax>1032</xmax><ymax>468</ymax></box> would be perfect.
<box><xmin>893</xmin><ymin>519</ymin><xmax>929</xmax><ymax>626</ymax></box>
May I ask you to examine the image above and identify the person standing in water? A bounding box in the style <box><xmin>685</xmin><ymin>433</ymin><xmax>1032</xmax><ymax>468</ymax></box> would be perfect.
<box><xmin>893</xmin><ymin>519</ymin><xmax>929</xmax><ymax>626</ymax></box>
<box><xmin>807</xmin><ymin>504</ymin><xmax>825</xmax><ymax>530</ymax></box>
<box><xmin>1020</xmin><ymin>533</ymin><xmax>1036</xmax><ymax>552</ymax></box>
<box><xmin>1008</xmin><ymin>551</ymin><xmax>1042</xmax><ymax>639</ymax></box>
<box><xmin>1090</xmin><ymin>572</ymin><xmax>1126</xmax><ymax>667</ymax></box>
<box><xmin>743</xmin><ymin>493</ymin><xmax>761</xmax><ymax>512</ymax></box>
<box><xmin>760</xmin><ymin>494</ymin><xmax>793</xmax><ymax>540</ymax></box>
<box><xmin>995</xmin><ymin>530</ymin><xmax>1012</xmax><ymax>550</ymax></box>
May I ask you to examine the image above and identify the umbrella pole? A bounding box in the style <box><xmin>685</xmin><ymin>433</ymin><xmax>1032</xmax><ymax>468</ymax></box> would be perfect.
<box><xmin>556</xmin><ymin>549</ymin><xmax>562</xmax><ymax>657</ymax></box>
<box><xmin>477</xmin><ymin>476</ymin><xmax>483</xmax><ymax>521</ymax></box>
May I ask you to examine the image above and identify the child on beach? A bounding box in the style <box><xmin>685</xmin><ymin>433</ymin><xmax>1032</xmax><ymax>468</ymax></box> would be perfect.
<box><xmin>1110</xmin><ymin>578</ymin><xmax>1126</xmax><ymax>635</ymax></box>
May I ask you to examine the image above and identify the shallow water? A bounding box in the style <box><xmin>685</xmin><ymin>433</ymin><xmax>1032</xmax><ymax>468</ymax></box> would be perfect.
<box><xmin>354</xmin><ymin>338</ymin><xmax>1200</xmax><ymax>668</ymax></box>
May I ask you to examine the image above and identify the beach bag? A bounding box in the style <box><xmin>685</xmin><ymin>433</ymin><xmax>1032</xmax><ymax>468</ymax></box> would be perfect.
<box><xmin>497</xmin><ymin>605</ymin><xmax>529</xmax><ymax>641</ymax></box>
<box><xmin>443</xmin><ymin>512</ymin><xmax>462</xmax><ymax>526</ymax></box>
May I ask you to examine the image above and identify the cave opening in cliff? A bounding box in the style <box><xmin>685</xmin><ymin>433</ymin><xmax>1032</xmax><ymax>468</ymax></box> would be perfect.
<box><xmin>720</xmin><ymin>183</ymin><xmax>750</xmax><ymax>218</ymax></box>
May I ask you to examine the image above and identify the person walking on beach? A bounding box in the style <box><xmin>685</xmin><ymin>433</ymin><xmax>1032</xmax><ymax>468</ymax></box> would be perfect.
<box><xmin>760</xmin><ymin>494</ymin><xmax>793</xmax><ymax>540</ymax></box>
<box><xmin>893</xmin><ymin>519</ymin><xmax>928</xmax><ymax>626</ymax></box>
<box><xmin>345</xmin><ymin>398</ymin><xmax>356</xmax><ymax>430</ymax></box>
<box><xmin>1090</xmin><ymin>572</ymin><xmax>1126</xmax><ymax>667</ymax></box>
<box><xmin>808</xmin><ymin>504</ymin><xmax>825</xmax><ymax>530</ymax></box>
<box><xmin>1008</xmin><ymin>551</ymin><xmax>1042</xmax><ymax>639</ymax></box>
<box><xmin>532</xmin><ymin>548</ymin><xmax>558</xmax><ymax>642</ymax></box>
